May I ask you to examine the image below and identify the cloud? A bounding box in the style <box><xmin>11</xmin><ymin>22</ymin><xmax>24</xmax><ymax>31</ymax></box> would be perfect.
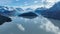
<box><xmin>16</xmin><ymin>0</ymin><xmax>19</xmax><ymax>1</ymax></box>
<box><xmin>0</xmin><ymin>0</ymin><xmax>13</xmax><ymax>5</ymax></box>
<box><xmin>39</xmin><ymin>16</ymin><xmax>60</xmax><ymax>34</ymax></box>
<box><xmin>17</xmin><ymin>24</ymin><xmax>25</xmax><ymax>31</ymax></box>
<box><xmin>21</xmin><ymin>5</ymin><xmax>45</xmax><ymax>10</ymax></box>
<box><xmin>34</xmin><ymin>1</ymin><xmax>39</xmax><ymax>3</ymax></box>
<box><xmin>46</xmin><ymin>0</ymin><xmax>60</xmax><ymax>3</ymax></box>
<box><xmin>21</xmin><ymin>0</ymin><xmax>60</xmax><ymax>9</ymax></box>
<box><xmin>44</xmin><ymin>0</ymin><xmax>60</xmax><ymax>8</ymax></box>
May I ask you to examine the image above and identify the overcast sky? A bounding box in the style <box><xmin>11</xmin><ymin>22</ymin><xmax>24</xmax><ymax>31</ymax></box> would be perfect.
<box><xmin>0</xmin><ymin>0</ymin><xmax>59</xmax><ymax>7</ymax></box>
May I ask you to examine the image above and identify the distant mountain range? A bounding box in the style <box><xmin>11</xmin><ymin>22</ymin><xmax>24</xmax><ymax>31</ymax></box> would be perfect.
<box><xmin>0</xmin><ymin>6</ymin><xmax>16</xmax><ymax>16</ymax></box>
<box><xmin>0</xmin><ymin>2</ymin><xmax>60</xmax><ymax>20</ymax></box>
<box><xmin>0</xmin><ymin>2</ymin><xmax>60</xmax><ymax>25</ymax></box>
<box><xmin>0</xmin><ymin>6</ymin><xmax>34</xmax><ymax>17</ymax></box>
<box><xmin>35</xmin><ymin>2</ymin><xmax>60</xmax><ymax>20</ymax></box>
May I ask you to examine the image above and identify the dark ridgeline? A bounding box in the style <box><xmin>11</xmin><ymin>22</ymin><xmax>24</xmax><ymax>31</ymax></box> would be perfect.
<box><xmin>0</xmin><ymin>14</ymin><xmax>12</xmax><ymax>25</ymax></box>
<box><xmin>3</xmin><ymin>10</ymin><xmax>16</xmax><ymax>16</ymax></box>
<box><xmin>18</xmin><ymin>12</ymin><xmax>38</xmax><ymax>19</ymax></box>
<box><xmin>35</xmin><ymin>2</ymin><xmax>60</xmax><ymax>20</ymax></box>
<box><xmin>16</xmin><ymin>8</ymin><xmax>24</xmax><ymax>11</ymax></box>
<box><xmin>25</xmin><ymin>8</ymin><xmax>33</xmax><ymax>12</ymax></box>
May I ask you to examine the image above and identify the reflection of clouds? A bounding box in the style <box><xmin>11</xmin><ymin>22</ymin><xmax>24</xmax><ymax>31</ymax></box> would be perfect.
<box><xmin>17</xmin><ymin>24</ymin><xmax>25</xmax><ymax>31</ymax></box>
<box><xmin>34</xmin><ymin>21</ymin><xmax>38</xmax><ymax>24</ymax></box>
<box><xmin>29</xmin><ymin>15</ymin><xmax>60</xmax><ymax>34</ymax></box>
<box><xmin>37</xmin><ymin>16</ymin><xmax>60</xmax><ymax>34</ymax></box>
<box><xmin>1</xmin><ymin>15</ymin><xmax>60</xmax><ymax>34</ymax></box>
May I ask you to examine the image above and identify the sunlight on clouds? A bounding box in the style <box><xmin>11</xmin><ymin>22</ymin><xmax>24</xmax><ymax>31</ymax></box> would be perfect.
<box><xmin>21</xmin><ymin>0</ymin><xmax>60</xmax><ymax>9</ymax></box>
<box><xmin>46</xmin><ymin>0</ymin><xmax>60</xmax><ymax>8</ymax></box>
<box><xmin>46</xmin><ymin>0</ymin><xmax>56</xmax><ymax>3</ymax></box>
<box><xmin>34</xmin><ymin>1</ymin><xmax>39</xmax><ymax>3</ymax></box>
<box><xmin>16</xmin><ymin>0</ymin><xmax>19</xmax><ymax>1</ymax></box>
<box><xmin>41</xmin><ymin>0</ymin><xmax>60</xmax><ymax>8</ymax></box>
<box><xmin>21</xmin><ymin>5</ymin><xmax>44</xmax><ymax>10</ymax></box>
<box><xmin>46</xmin><ymin>0</ymin><xmax>60</xmax><ymax>3</ymax></box>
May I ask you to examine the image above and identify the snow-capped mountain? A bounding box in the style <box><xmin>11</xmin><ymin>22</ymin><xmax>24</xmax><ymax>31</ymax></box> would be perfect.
<box><xmin>15</xmin><ymin>7</ymin><xmax>25</xmax><ymax>15</ymax></box>
<box><xmin>35</xmin><ymin>2</ymin><xmax>60</xmax><ymax>20</ymax></box>
<box><xmin>0</xmin><ymin>2</ymin><xmax>60</xmax><ymax>20</ymax></box>
<box><xmin>0</xmin><ymin>1</ymin><xmax>60</xmax><ymax>34</ymax></box>
<box><xmin>35</xmin><ymin>7</ymin><xmax>47</xmax><ymax>14</ymax></box>
<box><xmin>16</xmin><ymin>8</ymin><xmax>24</xmax><ymax>11</ymax></box>
<box><xmin>48</xmin><ymin>2</ymin><xmax>60</xmax><ymax>12</ymax></box>
<box><xmin>25</xmin><ymin>8</ymin><xmax>34</xmax><ymax>12</ymax></box>
<box><xmin>0</xmin><ymin>6</ymin><xmax>17</xmax><ymax>17</ymax></box>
